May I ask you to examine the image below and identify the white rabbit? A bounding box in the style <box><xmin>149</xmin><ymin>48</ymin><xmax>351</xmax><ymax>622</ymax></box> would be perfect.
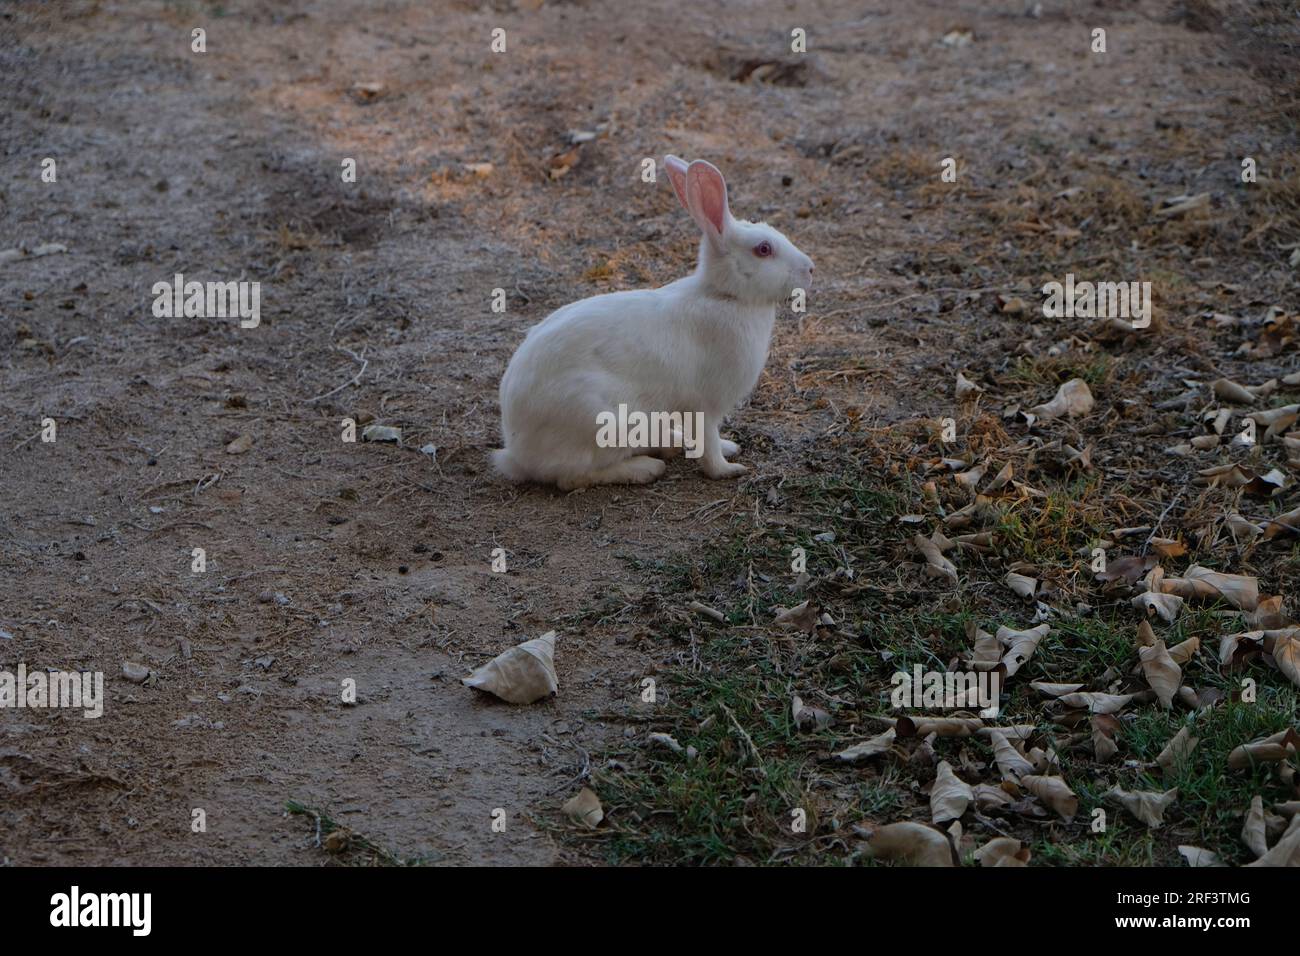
<box><xmin>492</xmin><ymin>156</ymin><xmax>813</xmax><ymax>490</ymax></box>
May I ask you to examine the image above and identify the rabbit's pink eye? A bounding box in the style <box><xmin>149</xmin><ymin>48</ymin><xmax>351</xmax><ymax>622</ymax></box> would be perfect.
<box><xmin>754</xmin><ymin>241</ymin><xmax>773</xmax><ymax>258</ymax></box>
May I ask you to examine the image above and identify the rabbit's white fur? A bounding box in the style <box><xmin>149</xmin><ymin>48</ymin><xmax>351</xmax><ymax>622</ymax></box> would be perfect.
<box><xmin>493</xmin><ymin>156</ymin><xmax>813</xmax><ymax>490</ymax></box>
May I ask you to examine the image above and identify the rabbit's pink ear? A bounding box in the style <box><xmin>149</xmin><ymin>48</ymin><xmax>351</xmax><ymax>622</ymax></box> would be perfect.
<box><xmin>663</xmin><ymin>155</ymin><xmax>690</xmax><ymax>211</ymax></box>
<box><xmin>685</xmin><ymin>160</ymin><xmax>731</xmax><ymax>245</ymax></box>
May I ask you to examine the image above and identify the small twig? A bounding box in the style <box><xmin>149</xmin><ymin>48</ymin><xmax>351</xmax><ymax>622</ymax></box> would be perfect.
<box><xmin>305</xmin><ymin>347</ymin><xmax>368</xmax><ymax>404</ymax></box>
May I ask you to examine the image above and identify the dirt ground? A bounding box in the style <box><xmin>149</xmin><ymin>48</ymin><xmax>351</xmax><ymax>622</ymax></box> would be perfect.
<box><xmin>2</xmin><ymin>0</ymin><xmax>1298</xmax><ymax>866</ymax></box>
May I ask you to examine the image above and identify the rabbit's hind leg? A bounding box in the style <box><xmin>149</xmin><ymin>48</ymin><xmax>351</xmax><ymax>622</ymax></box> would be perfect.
<box><xmin>557</xmin><ymin>455</ymin><xmax>666</xmax><ymax>490</ymax></box>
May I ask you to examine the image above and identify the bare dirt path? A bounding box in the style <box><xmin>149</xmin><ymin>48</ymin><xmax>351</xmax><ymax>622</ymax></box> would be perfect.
<box><xmin>2</xmin><ymin>0</ymin><xmax>1296</xmax><ymax>865</ymax></box>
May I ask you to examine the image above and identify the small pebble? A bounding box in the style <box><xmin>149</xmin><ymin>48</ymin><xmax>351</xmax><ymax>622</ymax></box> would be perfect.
<box><xmin>122</xmin><ymin>662</ymin><xmax>149</xmax><ymax>683</ymax></box>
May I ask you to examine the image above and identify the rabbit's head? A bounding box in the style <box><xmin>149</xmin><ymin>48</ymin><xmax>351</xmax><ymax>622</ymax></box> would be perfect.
<box><xmin>664</xmin><ymin>155</ymin><xmax>814</xmax><ymax>305</ymax></box>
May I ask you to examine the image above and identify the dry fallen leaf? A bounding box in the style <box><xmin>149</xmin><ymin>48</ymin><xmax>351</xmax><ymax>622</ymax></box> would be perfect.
<box><xmin>914</xmin><ymin>533</ymin><xmax>958</xmax><ymax>584</ymax></box>
<box><xmin>956</xmin><ymin>371</ymin><xmax>983</xmax><ymax>399</ymax></box>
<box><xmin>1029</xmin><ymin>378</ymin><xmax>1095</xmax><ymax>420</ymax></box>
<box><xmin>855</xmin><ymin>821</ymin><xmax>955</xmax><ymax>867</ymax></box>
<box><xmin>1091</xmin><ymin>713</ymin><xmax>1122</xmax><ymax>762</ymax></box>
<box><xmin>1156</xmin><ymin>725</ymin><xmax>1199</xmax><ymax>776</ymax></box>
<box><xmin>462</xmin><ymin>631</ymin><xmax>558</xmax><ymax>704</ymax></box>
<box><xmin>1159</xmin><ymin>566</ymin><xmax>1259</xmax><ymax>611</ymax></box>
<box><xmin>1005</xmin><ymin>571</ymin><xmax>1038</xmax><ymax>599</ymax></box>
<box><xmin>1054</xmin><ymin>691</ymin><xmax>1137</xmax><ymax>714</ymax></box>
<box><xmin>967</xmin><ymin>620</ymin><xmax>1001</xmax><ymax>666</ymax></box>
<box><xmin>930</xmin><ymin>760</ymin><xmax>974</xmax><ymax>823</ymax></box>
<box><xmin>1246</xmin><ymin>595</ymin><xmax>1289</xmax><ymax>629</ymax></box>
<box><xmin>1021</xmin><ymin>774</ymin><xmax>1079</xmax><ymax>822</ymax></box>
<box><xmin>832</xmin><ymin>727</ymin><xmax>897</xmax><ymax>762</ymax></box>
<box><xmin>1139</xmin><ymin>640</ymin><xmax>1182</xmax><ymax>708</ymax></box>
<box><xmin>973</xmin><ymin>783</ymin><xmax>1014</xmax><ymax>811</ymax></box>
<box><xmin>1243</xmin><ymin>796</ymin><xmax>1269</xmax><ymax>858</ymax></box>
<box><xmin>1166</xmin><ymin>635</ymin><xmax>1200</xmax><ymax>666</ymax></box>
<box><xmin>1107</xmin><ymin>786</ymin><xmax>1178</xmax><ymax>828</ymax></box>
<box><xmin>974</xmin><ymin>836</ymin><xmax>1030</xmax><ymax>867</ymax></box>
<box><xmin>998</xmin><ymin>623</ymin><xmax>1050</xmax><ymax>678</ymax></box>
<box><xmin>1227</xmin><ymin>729</ymin><xmax>1299</xmax><ymax>770</ymax></box>
<box><xmin>1133</xmin><ymin>590</ymin><xmax>1183</xmax><ymax>623</ymax></box>
<box><xmin>1246</xmin><ymin>816</ymin><xmax>1300</xmax><ymax>867</ymax></box>
<box><xmin>772</xmin><ymin>600</ymin><xmax>819</xmax><ymax>632</ymax></box>
<box><xmin>1178</xmin><ymin>845</ymin><xmax>1224</xmax><ymax>867</ymax></box>
<box><xmin>897</xmin><ymin>716</ymin><xmax>984</xmax><ymax>737</ymax></box>
<box><xmin>989</xmin><ymin>729</ymin><xmax>1035</xmax><ymax>780</ymax></box>
<box><xmin>1096</xmin><ymin>554</ymin><xmax>1157</xmax><ymax>585</ymax></box>
<box><xmin>562</xmin><ymin>787</ymin><xmax>604</xmax><ymax>828</ymax></box>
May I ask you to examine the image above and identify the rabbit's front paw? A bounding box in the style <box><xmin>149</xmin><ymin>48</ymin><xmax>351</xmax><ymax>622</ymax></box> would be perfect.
<box><xmin>720</xmin><ymin>439</ymin><xmax>740</xmax><ymax>458</ymax></box>
<box><xmin>703</xmin><ymin>460</ymin><xmax>747</xmax><ymax>480</ymax></box>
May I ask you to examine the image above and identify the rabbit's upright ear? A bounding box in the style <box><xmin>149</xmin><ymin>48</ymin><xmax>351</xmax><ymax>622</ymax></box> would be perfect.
<box><xmin>664</xmin><ymin>155</ymin><xmax>690</xmax><ymax>211</ymax></box>
<box><xmin>684</xmin><ymin>160</ymin><xmax>732</xmax><ymax>249</ymax></box>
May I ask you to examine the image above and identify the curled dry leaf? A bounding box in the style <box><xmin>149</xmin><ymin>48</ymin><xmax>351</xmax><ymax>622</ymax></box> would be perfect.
<box><xmin>1020</xmin><ymin>774</ymin><xmax>1079</xmax><ymax>822</ymax></box>
<box><xmin>989</xmin><ymin>729</ymin><xmax>1035</xmax><ymax>780</ymax></box>
<box><xmin>1246</xmin><ymin>816</ymin><xmax>1300</xmax><ymax>867</ymax></box>
<box><xmin>562</xmin><ymin>787</ymin><xmax>604</xmax><ymax>828</ymax></box>
<box><xmin>1139</xmin><ymin>640</ymin><xmax>1182</xmax><ymax>708</ymax></box>
<box><xmin>1178</xmin><ymin>845</ymin><xmax>1224</xmax><ymax>867</ymax></box>
<box><xmin>953</xmin><ymin>465</ymin><xmax>986</xmax><ymax>494</ymax></box>
<box><xmin>985</xmin><ymin>463</ymin><xmax>1015</xmax><ymax>495</ymax></box>
<box><xmin>913</xmin><ymin>533</ymin><xmax>959</xmax><ymax>585</ymax></box>
<box><xmin>1227</xmin><ymin>729</ymin><xmax>1300</xmax><ymax>770</ymax></box>
<box><xmin>1031</xmin><ymin>682</ymin><xmax>1085</xmax><ymax>698</ymax></box>
<box><xmin>1263</xmin><ymin>504</ymin><xmax>1300</xmax><ymax>540</ymax></box>
<box><xmin>1167</xmin><ymin>635</ymin><xmax>1200</xmax><ymax>666</ymax></box>
<box><xmin>832</xmin><ymin>727</ymin><xmax>896</xmax><ymax>762</ymax></box>
<box><xmin>1227</xmin><ymin>513</ymin><xmax>1265</xmax><ymax>544</ymax></box>
<box><xmin>998</xmin><ymin>623</ymin><xmax>1050</xmax><ymax>678</ymax></box>
<box><xmin>974</xmin><ymin>783</ymin><xmax>1014</xmax><ymax>811</ymax></box>
<box><xmin>1243</xmin><ymin>795</ymin><xmax>1269</xmax><ymax>858</ymax></box>
<box><xmin>1133</xmin><ymin>590</ymin><xmax>1183</xmax><ymax>623</ymax></box>
<box><xmin>688</xmin><ymin>601</ymin><xmax>726</xmax><ymax>622</ymax></box>
<box><xmin>1269</xmin><ymin>630</ymin><xmax>1300</xmax><ymax>689</ymax></box>
<box><xmin>1156</xmin><ymin>725</ymin><xmax>1199</xmax><ymax>776</ymax></box>
<box><xmin>1005</xmin><ymin>571</ymin><xmax>1037</xmax><ymax>599</ymax></box>
<box><xmin>1246</xmin><ymin>595</ymin><xmax>1289</xmax><ymax>630</ymax></box>
<box><xmin>1108</xmin><ymin>786</ymin><xmax>1179</xmax><ymax>828</ymax></box>
<box><xmin>975</xmin><ymin>723</ymin><xmax>1037</xmax><ymax>742</ymax></box>
<box><xmin>974</xmin><ymin>836</ymin><xmax>1031</xmax><ymax>867</ymax></box>
<box><xmin>967</xmin><ymin>619</ymin><xmax>1001</xmax><ymax>667</ymax></box>
<box><xmin>462</xmin><ymin>631</ymin><xmax>558</xmax><ymax>704</ymax></box>
<box><xmin>897</xmin><ymin>716</ymin><xmax>983</xmax><ymax>738</ymax></box>
<box><xmin>1218</xmin><ymin>630</ymin><xmax>1265</xmax><ymax>668</ymax></box>
<box><xmin>1197</xmin><ymin>462</ymin><xmax>1287</xmax><ymax>497</ymax></box>
<box><xmin>1091</xmin><ymin>714</ymin><xmax>1122</xmax><ymax>762</ymax></box>
<box><xmin>1212</xmin><ymin>377</ymin><xmax>1261</xmax><ymax>405</ymax></box>
<box><xmin>1159</xmin><ymin>566</ymin><xmax>1259</xmax><ymax>611</ymax></box>
<box><xmin>955</xmin><ymin>371</ymin><xmax>983</xmax><ymax>399</ymax></box>
<box><xmin>1030</xmin><ymin>378</ymin><xmax>1095</xmax><ymax>420</ymax></box>
<box><xmin>772</xmin><ymin>600</ymin><xmax>820</xmax><ymax>632</ymax></box>
<box><xmin>1054</xmin><ymin>691</ymin><xmax>1137</xmax><ymax>714</ymax></box>
<box><xmin>856</xmin><ymin>821</ymin><xmax>955</xmax><ymax>867</ymax></box>
<box><xmin>930</xmin><ymin>760</ymin><xmax>974</xmax><ymax>823</ymax></box>
<box><xmin>1150</xmin><ymin>537</ymin><xmax>1186</xmax><ymax>559</ymax></box>
<box><xmin>1096</xmin><ymin>554</ymin><xmax>1157</xmax><ymax>586</ymax></box>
